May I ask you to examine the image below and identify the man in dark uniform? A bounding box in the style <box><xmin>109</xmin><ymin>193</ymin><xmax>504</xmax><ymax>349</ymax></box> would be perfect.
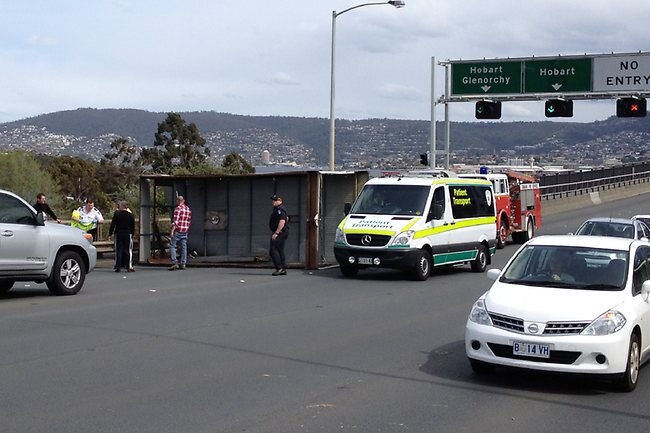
<box><xmin>269</xmin><ymin>194</ymin><xmax>289</xmax><ymax>276</ymax></box>
<box><xmin>34</xmin><ymin>193</ymin><xmax>61</xmax><ymax>223</ymax></box>
<box><xmin>108</xmin><ymin>201</ymin><xmax>136</xmax><ymax>272</ymax></box>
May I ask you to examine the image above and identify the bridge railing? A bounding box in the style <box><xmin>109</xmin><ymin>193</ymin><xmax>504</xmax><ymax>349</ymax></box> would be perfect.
<box><xmin>539</xmin><ymin>167</ymin><xmax>650</xmax><ymax>200</ymax></box>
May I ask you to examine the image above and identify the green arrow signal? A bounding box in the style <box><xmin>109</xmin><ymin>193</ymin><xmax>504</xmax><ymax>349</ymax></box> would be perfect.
<box><xmin>547</xmin><ymin>106</ymin><xmax>555</xmax><ymax>113</ymax></box>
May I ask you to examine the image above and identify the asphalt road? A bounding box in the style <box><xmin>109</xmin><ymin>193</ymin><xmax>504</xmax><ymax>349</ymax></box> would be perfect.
<box><xmin>2</xmin><ymin>194</ymin><xmax>650</xmax><ymax>433</ymax></box>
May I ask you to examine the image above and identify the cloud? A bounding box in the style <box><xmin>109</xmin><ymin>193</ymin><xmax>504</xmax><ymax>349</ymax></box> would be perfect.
<box><xmin>378</xmin><ymin>83</ymin><xmax>427</xmax><ymax>102</ymax></box>
<box><xmin>27</xmin><ymin>34</ymin><xmax>56</xmax><ymax>47</ymax></box>
<box><xmin>258</xmin><ymin>72</ymin><xmax>301</xmax><ymax>86</ymax></box>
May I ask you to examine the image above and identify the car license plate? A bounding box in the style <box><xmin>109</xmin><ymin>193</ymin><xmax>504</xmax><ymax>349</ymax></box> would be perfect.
<box><xmin>513</xmin><ymin>341</ymin><xmax>550</xmax><ymax>358</ymax></box>
<box><xmin>358</xmin><ymin>257</ymin><xmax>373</xmax><ymax>265</ymax></box>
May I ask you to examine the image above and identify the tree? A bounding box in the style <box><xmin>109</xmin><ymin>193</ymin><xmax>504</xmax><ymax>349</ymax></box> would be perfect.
<box><xmin>100</xmin><ymin>137</ymin><xmax>143</xmax><ymax>209</ymax></box>
<box><xmin>142</xmin><ymin>112</ymin><xmax>212</xmax><ymax>174</ymax></box>
<box><xmin>221</xmin><ymin>152</ymin><xmax>256</xmax><ymax>175</ymax></box>
<box><xmin>0</xmin><ymin>151</ymin><xmax>62</xmax><ymax>209</ymax></box>
<box><xmin>43</xmin><ymin>155</ymin><xmax>112</xmax><ymax>214</ymax></box>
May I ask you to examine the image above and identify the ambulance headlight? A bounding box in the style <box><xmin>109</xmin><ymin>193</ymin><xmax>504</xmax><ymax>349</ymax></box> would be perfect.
<box><xmin>335</xmin><ymin>227</ymin><xmax>346</xmax><ymax>244</ymax></box>
<box><xmin>391</xmin><ymin>230</ymin><xmax>414</xmax><ymax>246</ymax></box>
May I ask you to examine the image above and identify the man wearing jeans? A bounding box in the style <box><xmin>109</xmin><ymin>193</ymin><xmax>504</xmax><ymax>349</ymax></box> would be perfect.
<box><xmin>169</xmin><ymin>195</ymin><xmax>192</xmax><ymax>271</ymax></box>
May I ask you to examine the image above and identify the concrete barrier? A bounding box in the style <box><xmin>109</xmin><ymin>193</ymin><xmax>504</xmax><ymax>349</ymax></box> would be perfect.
<box><xmin>542</xmin><ymin>182</ymin><xmax>650</xmax><ymax>217</ymax></box>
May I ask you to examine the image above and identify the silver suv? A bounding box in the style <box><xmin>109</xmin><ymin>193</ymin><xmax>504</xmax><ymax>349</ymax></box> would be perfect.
<box><xmin>0</xmin><ymin>189</ymin><xmax>97</xmax><ymax>296</ymax></box>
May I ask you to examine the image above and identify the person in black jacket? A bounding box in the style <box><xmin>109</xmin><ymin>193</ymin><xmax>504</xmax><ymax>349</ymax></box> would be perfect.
<box><xmin>108</xmin><ymin>201</ymin><xmax>136</xmax><ymax>272</ymax></box>
<box><xmin>269</xmin><ymin>194</ymin><xmax>289</xmax><ymax>276</ymax></box>
<box><xmin>33</xmin><ymin>193</ymin><xmax>61</xmax><ymax>223</ymax></box>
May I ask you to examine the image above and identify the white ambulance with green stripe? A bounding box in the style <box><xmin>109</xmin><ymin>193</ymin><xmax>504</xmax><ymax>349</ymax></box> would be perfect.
<box><xmin>334</xmin><ymin>176</ymin><xmax>497</xmax><ymax>280</ymax></box>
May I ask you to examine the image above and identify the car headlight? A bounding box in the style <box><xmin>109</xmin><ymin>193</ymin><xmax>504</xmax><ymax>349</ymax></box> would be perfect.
<box><xmin>391</xmin><ymin>230</ymin><xmax>414</xmax><ymax>246</ymax></box>
<box><xmin>334</xmin><ymin>227</ymin><xmax>346</xmax><ymax>244</ymax></box>
<box><xmin>469</xmin><ymin>299</ymin><xmax>492</xmax><ymax>326</ymax></box>
<box><xmin>581</xmin><ymin>310</ymin><xmax>626</xmax><ymax>336</ymax></box>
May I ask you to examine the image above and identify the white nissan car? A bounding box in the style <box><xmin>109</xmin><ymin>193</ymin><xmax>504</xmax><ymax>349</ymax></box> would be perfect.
<box><xmin>465</xmin><ymin>235</ymin><xmax>650</xmax><ymax>391</ymax></box>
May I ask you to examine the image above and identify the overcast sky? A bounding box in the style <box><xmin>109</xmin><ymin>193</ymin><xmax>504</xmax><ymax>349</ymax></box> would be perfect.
<box><xmin>1</xmin><ymin>0</ymin><xmax>648</xmax><ymax>124</ymax></box>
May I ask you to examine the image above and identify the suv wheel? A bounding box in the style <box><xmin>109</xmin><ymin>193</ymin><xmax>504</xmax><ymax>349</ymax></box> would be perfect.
<box><xmin>0</xmin><ymin>280</ymin><xmax>15</xmax><ymax>295</ymax></box>
<box><xmin>47</xmin><ymin>251</ymin><xmax>86</xmax><ymax>296</ymax></box>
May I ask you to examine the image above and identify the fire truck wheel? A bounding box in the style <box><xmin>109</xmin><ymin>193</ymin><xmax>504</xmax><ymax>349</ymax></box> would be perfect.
<box><xmin>471</xmin><ymin>244</ymin><xmax>488</xmax><ymax>273</ymax></box>
<box><xmin>523</xmin><ymin>216</ymin><xmax>535</xmax><ymax>242</ymax></box>
<box><xmin>497</xmin><ymin>220</ymin><xmax>508</xmax><ymax>249</ymax></box>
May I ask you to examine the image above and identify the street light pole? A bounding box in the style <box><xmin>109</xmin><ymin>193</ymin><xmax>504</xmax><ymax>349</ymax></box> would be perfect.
<box><xmin>328</xmin><ymin>1</ymin><xmax>405</xmax><ymax>171</ymax></box>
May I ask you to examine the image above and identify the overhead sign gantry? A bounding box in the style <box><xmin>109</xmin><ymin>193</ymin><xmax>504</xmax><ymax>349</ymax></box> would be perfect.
<box><xmin>428</xmin><ymin>52</ymin><xmax>650</xmax><ymax>169</ymax></box>
<box><xmin>448</xmin><ymin>52</ymin><xmax>650</xmax><ymax>99</ymax></box>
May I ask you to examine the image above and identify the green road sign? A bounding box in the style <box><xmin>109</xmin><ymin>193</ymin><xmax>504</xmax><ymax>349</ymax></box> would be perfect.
<box><xmin>451</xmin><ymin>61</ymin><xmax>522</xmax><ymax>96</ymax></box>
<box><xmin>524</xmin><ymin>58</ymin><xmax>592</xmax><ymax>93</ymax></box>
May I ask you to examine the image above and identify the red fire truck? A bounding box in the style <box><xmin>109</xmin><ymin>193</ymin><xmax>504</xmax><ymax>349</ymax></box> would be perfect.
<box><xmin>459</xmin><ymin>170</ymin><xmax>542</xmax><ymax>249</ymax></box>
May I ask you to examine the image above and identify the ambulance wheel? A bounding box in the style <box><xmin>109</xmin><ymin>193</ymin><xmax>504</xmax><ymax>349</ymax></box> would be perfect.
<box><xmin>412</xmin><ymin>250</ymin><xmax>432</xmax><ymax>281</ymax></box>
<box><xmin>471</xmin><ymin>244</ymin><xmax>488</xmax><ymax>273</ymax></box>
<box><xmin>496</xmin><ymin>219</ymin><xmax>508</xmax><ymax>249</ymax></box>
<box><xmin>339</xmin><ymin>264</ymin><xmax>359</xmax><ymax>277</ymax></box>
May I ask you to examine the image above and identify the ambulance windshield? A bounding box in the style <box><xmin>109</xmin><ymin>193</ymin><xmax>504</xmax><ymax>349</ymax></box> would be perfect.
<box><xmin>350</xmin><ymin>185</ymin><xmax>429</xmax><ymax>216</ymax></box>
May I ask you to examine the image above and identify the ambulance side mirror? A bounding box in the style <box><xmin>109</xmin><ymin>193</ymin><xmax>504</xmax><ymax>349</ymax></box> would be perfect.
<box><xmin>344</xmin><ymin>202</ymin><xmax>352</xmax><ymax>215</ymax></box>
<box><xmin>427</xmin><ymin>204</ymin><xmax>443</xmax><ymax>222</ymax></box>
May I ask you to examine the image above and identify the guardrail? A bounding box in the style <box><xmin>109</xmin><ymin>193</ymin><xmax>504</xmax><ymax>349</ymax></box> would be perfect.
<box><xmin>540</xmin><ymin>169</ymin><xmax>650</xmax><ymax>200</ymax></box>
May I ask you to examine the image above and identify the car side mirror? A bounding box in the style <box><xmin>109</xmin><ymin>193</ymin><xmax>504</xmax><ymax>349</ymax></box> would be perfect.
<box><xmin>35</xmin><ymin>211</ymin><xmax>45</xmax><ymax>226</ymax></box>
<box><xmin>642</xmin><ymin>280</ymin><xmax>650</xmax><ymax>302</ymax></box>
<box><xmin>487</xmin><ymin>268</ymin><xmax>501</xmax><ymax>281</ymax></box>
<box><xmin>343</xmin><ymin>202</ymin><xmax>352</xmax><ymax>215</ymax></box>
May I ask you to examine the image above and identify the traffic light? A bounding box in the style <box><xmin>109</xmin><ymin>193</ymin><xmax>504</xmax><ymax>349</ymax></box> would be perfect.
<box><xmin>475</xmin><ymin>101</ymin><xmax>502</xmax><ymax>119</ymax></box>
<box><xmin>419</xmin><ymin>153</ymin><xmax>428</xmax><ymax>166</ymax></box>
<box><xmin>617</xmin><ymin>97</ymin><xmax>647</xmax><ymax>117</ymax></box>
<box><xmin>545</xmin><ymin>99</ymin><xmax>573</xmax><ymax>118</ymax></box>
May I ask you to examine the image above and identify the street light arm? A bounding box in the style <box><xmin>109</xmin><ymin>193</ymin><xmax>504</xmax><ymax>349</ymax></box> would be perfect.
<box><xmin>336</xmin><ymin>1</ymin><xmax>405</xmax><ymax>17</ymax></box>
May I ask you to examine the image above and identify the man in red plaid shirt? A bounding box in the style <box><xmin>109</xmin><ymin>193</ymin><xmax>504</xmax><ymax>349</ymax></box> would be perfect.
<box><xmin>169</xmin><ymin>195</ymin><xmax>192</xmax><ymax>270</ymax></box>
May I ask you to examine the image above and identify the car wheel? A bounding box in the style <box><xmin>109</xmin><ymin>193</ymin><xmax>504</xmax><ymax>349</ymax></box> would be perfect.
<box><xmin>412</xmin><ymin>249</ymin><xmax>432</xmax><ymax>281</ymax></box>
<box><xmin>496</xmin><ymin>219</ymin><xmax>508</xmax><ymax>249</ymax></box>
<box><xmin>469</xmin><ymin>358</ymin><xmax>495</xmax><ymax>375</ymax></box>
<box><xmin>339</xmin><ymin>264</ymin><xmax>359</xmax><ymax>277</ymax></box>
<box><xmin>471</xmin><ymin>244</ymin><xmax>488</xmax><ymax>273</ymax></box>
<box><xmin>0</xmin><ymin>280</ymin><xmax>15</xmax><ymax>295</ymax></box>
<box><xmin>46</xmin><ymin>251</ymin><xmax>86</xmax><ymax>296</ymax></box>
<box><xmin>616</xmin><ymin>333</ymin><xmax>640</xmax><ymax>392</ymax></box>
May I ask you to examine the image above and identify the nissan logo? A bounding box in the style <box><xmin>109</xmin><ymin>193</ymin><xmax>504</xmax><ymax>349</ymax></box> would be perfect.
<box><xmin>527</xmin><ymin>323</ymin><xmax>539</xmax><ymax>334</ymax></box>
<box><xmin>361</xmin><ymin>235</ymin><xmax>372</xmax><ymax>246</ymax></box>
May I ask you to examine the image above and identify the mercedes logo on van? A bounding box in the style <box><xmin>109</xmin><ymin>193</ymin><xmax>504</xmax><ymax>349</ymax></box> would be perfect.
<box><xmin>361</xmin><ymin>235</ymin><xmax>372</xmax><ymax>245</ymax></box>
<box><xmin>527</xmin><ymin>323</ymin><xmax>539</xmax><ymax>334</ymax></box>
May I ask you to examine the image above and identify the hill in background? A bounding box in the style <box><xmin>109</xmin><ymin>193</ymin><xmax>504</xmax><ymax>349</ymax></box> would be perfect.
<box><xmin>1</xmin><ymin>108</ymin><xmax>650</xmax><ymax>168</ymax></box>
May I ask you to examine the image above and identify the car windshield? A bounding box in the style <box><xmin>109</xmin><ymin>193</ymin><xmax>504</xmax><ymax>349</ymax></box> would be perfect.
<box><xmin>635</xmin><ymin>217</ymin><xmax>650</xmax><ymax>228</ymax></box>
<box><xmin>575</xmin><ymin>221</ymin><xmax>635</xmax><ymax>239</ymax></box>
<box><xmin>500</xmin><ymin>245</ymin><xmax>628</xmax><ymax>291</ymax></box>
<box><xmin>350</xmin><ymin>185</ymin><xmax>430</xmax><ymax>216</ymax></box>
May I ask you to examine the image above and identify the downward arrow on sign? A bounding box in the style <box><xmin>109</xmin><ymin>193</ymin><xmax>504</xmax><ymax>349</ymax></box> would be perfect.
<box><xmin>552</xmin><ymin>83</ymin><xmax>562</xmax><ymax>91</ymax></box>
<box><xmin>481</xmin><ymin>85</ymin><xmax>491</xmax><ymax>92</ymax></box>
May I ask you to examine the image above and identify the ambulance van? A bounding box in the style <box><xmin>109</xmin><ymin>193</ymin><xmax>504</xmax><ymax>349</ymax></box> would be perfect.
<box><xmin>333</xmin><ymin>176</ymin><xmax>497</xmax><ymax>280</ymax></box>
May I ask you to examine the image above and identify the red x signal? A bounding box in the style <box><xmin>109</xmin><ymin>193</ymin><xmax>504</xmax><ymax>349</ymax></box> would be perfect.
<box><xmin>616</xmin><ymin>98</ymin><xmax>647</xmax><ymax>117</ymax></box>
